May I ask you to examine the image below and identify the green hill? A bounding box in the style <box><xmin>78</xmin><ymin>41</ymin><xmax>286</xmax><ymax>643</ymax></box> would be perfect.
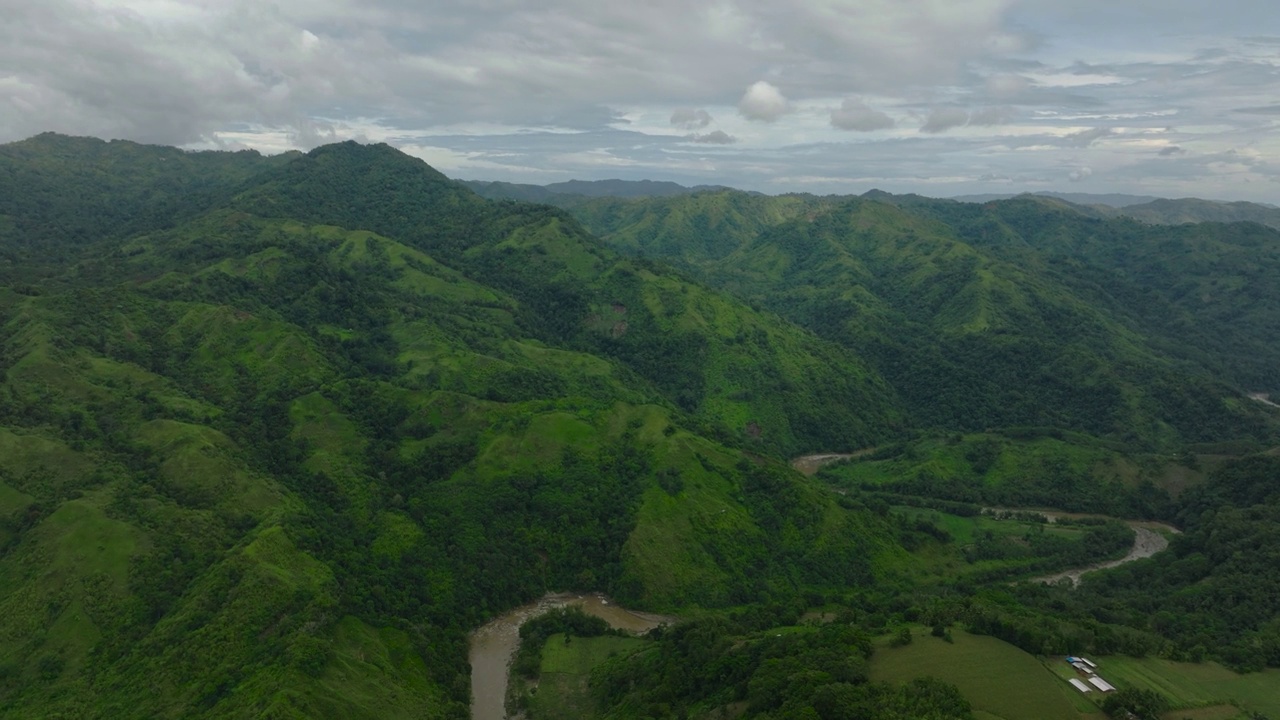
<box><xmin>561</xmin><ymin>191</ymin><xmax>1278</xmax><ymax>448</ymax></box>
<box><xmin>0</xmin><ymin>135</ymin><xmax>907</xmax><ymax>718</ymax></box>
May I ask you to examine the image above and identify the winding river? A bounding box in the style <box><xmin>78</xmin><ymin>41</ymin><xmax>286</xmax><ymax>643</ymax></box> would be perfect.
<box><xmin>469</xmin><ymin>593</ymin><xmax>673</xmax><ymax>720</ymax></box>
<box><xmin>1002</xmin><ymin>509</ymin><xmax>1182</xmax><ymax>586</ymax></box>
<box><xmin>791</xmin><ymin>452</ymin><xmax>1182</xmax><ymax>585</ymax></box>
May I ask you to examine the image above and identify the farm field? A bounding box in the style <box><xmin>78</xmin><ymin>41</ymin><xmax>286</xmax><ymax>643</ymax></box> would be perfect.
<box><xmin>872</xmin><ymin>628</ymin><xmax>1280</xmax><ymax>720</ymax></box>
<box><xmin>870</xmin><ymin>628</ymin><xmax>1103</xmax><ymax>720</ymax></box>
<box><xmin>1100</xmin><ymin>656</ymin><xmax>1280</xmax><ymax>719</ymax></box>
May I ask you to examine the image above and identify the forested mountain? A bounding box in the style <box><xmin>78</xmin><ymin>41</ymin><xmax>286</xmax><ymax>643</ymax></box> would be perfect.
<box><xmin>562</xmin><ymin>190</ymin><xmax>1278</xmax><ymax>447</ymax></box>
<box><xmin>951</xmin><ymin>192</ymin><xmax>1164</xmax><ymax>208</ymax></box>
<box><xmin>2</xmin><ymin>134</ymin><xmax>1279</xmax><ymax>720</ymax></box>
<box><xmin>461</xmin><ymin>178</ymin><xmax>733</xmax><ymax>204</ymax></box>
<box><xmin>950</xmin><ymin>191</ymin><xmax>1280</xmax><ymax>229</ymax></box>
<box><xmin>0</xmin><ymin>136</ymin><xmax>905</xmax><ymax>718</ymax></box>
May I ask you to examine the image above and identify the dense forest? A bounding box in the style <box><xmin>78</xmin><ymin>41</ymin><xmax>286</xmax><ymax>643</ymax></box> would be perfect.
<box><xmin>1</xmin><ymin>134</ymin><xmax>1278</xmax><ymax>719</ymax></box>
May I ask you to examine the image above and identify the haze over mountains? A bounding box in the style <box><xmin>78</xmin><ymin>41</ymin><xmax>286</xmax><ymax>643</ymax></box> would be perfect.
<box><xmin>2</xmin><ymin>134</ymin><xmax>1279</xmax><ymax>720</ymax></box>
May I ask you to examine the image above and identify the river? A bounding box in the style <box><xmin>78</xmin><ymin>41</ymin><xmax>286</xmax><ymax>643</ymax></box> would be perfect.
<box><xmin>1030</xmin><ymin>526</ymin><xmax>1170</xmax><ymax>586</ymax></box>
<box><xmin>977</xmin><ymin>507</ymin><xmax>1180</xmax><ymax>586</ymax></box>
<box><xmin>469</xmin><ymin>593</ymin><xmax>673</xmax><ymax>720</ymax></box>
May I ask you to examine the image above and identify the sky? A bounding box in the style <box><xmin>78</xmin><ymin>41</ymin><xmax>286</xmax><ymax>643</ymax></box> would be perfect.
<box><xmin>4</xmin><ymin>0</ymin><xmax>1280</xmax><ymax>201</ymax></box>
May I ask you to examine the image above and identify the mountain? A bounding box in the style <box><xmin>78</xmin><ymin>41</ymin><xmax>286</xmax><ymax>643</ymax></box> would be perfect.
<box><xmin>4</xmin><ymin>134</ymin><xmax>1280</xmax><ymax>719</ymax></box>
<box><xmin>951</xmin><ymin>191</ymin><xmax>1163</xmax><ymax>207</ymax></box>
<box><xmin>0</xmin><ymin>133</ymin><xmax>297</xmax><ymax>282</ymax></box>
<box><xmin>460</xmin><ymin>178</ymin><xmax>739</xmax><ymax>204</ymax></box>
<box><xmin>562</xmin><ymin>190</ymin><xmax>1279</xmax><ymax>448</ymax></box>
<box><xmin>948</xmin><ymin>190</ymin><xmax>1280</xmax><ymax>229</ymax></box>
<box><xmin>1102</xmin><ymin>197</ymin><xmax>1280</xmax><ymax>229</ymax></box>
<box><xmin>544</xmin><ymin>178</ymin><xmax>730</xmax><ymax>197</ymax></box>
<box><xmin>0</xmin><ymin>135</ymin><xmax>906</xmax><ymax>718</ymax></box>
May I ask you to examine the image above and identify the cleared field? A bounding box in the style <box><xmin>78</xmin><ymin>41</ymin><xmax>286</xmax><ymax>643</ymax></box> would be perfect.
<box><xmin>1165</xmin><ymin>706</ymin><xmax>1249</xmax><ymax>720</ymax></box>
<box><xmin>874</xmin><ymin>628</ymin><xmax>1279</xmax><ymax>720</ymax></box>
<box><xmin>1098</xmin><ymin>656</ymin><xmax>1280</xmax><ymax>719</ymax></box>
<box><xmin>528</xmin><ymin>634</ymin><xmax>648</xmax><ymax>720</ymax></box>
<box><xmin>870</xmin><ymin>629</ymin><xmax>1103</xmax><ymax>720</ymax></box>
<box><xmin>540</xmin><ymin>633</ymin><xmax>647</xmax><ymax>675</ymax></box>
<box><xmin>895</xmin><ymin>506</ymin><xmax>1085</xmax><ymax>546</ymax></box>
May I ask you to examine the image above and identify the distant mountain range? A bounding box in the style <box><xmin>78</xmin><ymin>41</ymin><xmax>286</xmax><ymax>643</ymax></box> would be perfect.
<box><xmin>464</xmin><ymin>180</ymin><xmax>1280</xmax><ymax>231</ymax></box>
<box><xmin>461</xmin><ymin>178</ymin><xmax>739</xmax><ymax>202</ymax></box>
<box><xmin>950</xmin><ymin>191</ymin><xmax>1165</xmax><ymax>207</ymax></box>
<box><xmin>950</xmin><ymin>192</ymin><xmax>1280</xmax><ymax>230</ymax></box>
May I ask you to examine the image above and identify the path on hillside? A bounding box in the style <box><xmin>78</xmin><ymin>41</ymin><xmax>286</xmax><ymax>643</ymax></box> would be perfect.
<box><xmin>790</xmin><ymin>449</ymin><xmax>874</xmax><ymax>476</ymax></box>
<box><xmin>1248</xmin><ymin>392</ymin><xmax>1280</xmax><ymax>410</ymax></box>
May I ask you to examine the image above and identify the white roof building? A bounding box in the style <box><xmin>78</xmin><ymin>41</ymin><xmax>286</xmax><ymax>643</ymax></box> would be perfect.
<box><xmin>1088</xmin><ymin>676</ymin><xmax>1116</xmax><ymax>692</ymax></box>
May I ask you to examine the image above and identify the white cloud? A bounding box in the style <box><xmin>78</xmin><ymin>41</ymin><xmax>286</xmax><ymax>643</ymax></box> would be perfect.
<box><xmin>687</xmin><ymin>130</ymin><xmax>737</xmax><ymax>144</ymax></box>
<box><xmin>738</xmin><ymin>81</ymin><xmax>789</xmax><ymax>122</ymax></box>
<box><xmin>4</xmin><ymin>0</ymin><xmax>1280</xmax><ymax>201</ymax></box>
<box><xmin>830</xmin><ymin>98</ymin><xmax>895</xmax><ymax>131</ymax></box>
<box><xmin>671</xmin><ymin>108</ymin><xmax>713</xmax><ymax>129</ymax></box>
<box><xmin>920</xmin><ymin>107</ymin><xmax>972</xmax><ymax>134</ymax></box>
<box><xmin>1067</xmin><ymin>166</ymin><xmax>1093</xmax><ymax>182</ymax></box>
<box><xmin>968</xmin><ymin>106</ymin><xmax>1015</xmax><ymax>126</ymax></box>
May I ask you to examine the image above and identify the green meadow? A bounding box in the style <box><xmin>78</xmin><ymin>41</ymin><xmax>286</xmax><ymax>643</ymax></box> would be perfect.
<box><xmin>870</xmin><ymin>628</ymin><xmax>1100</xmax><ymax>720</ymax></box>
<box><xmin>873</xmin><ymin>628</ymin><xmax>1280</xmax><ymax>720</ymax></box>
<box><xmin>525</xmin><ymin>634</ymin><xmax>647</xmax><ymax>720</ymax></box>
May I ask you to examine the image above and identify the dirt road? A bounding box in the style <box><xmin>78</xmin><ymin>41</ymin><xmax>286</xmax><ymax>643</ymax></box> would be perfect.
<box><xmin>790</xmin><ymin>450</ymin><xmax>873</xmax><ymax>476</ymax></box>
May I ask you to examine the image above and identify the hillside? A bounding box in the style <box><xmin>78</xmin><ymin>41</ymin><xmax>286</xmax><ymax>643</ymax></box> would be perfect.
<box><xmin>1105</xmin><ymin>197</ymin><xmax>1280</xmax><ymax>230</ymax></box>
<box><xmin>948</xmin><ymin>191</ymin><xmax>1280</xmax><ymax>229</ymax></box>
<box><xmin>460</xmin><ymin>178</ymin><xmax>735</xmax><ymax>204</ymax></box>
<box><xmin>0</xmin><ymin>136</ymin><xmax>906</xmax><ymax>718</ymax></box>
<box><xmin>560</xmin><ymin>191</ymin><xmax>1278</xmax><ymax>447</ymax></box>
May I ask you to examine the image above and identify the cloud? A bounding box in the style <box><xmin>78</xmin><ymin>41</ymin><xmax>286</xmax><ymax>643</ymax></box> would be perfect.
<box><xmin>686</xmin><ymin>130</ymin><xmax>736</xmax><ymax>144</ymax></box>
<box><xmin>830</xmin><ymin>98</ymin><xmax>895</xmax><ymax>131</ymax></box>
<box><xmin>1062</xmin><ymin>127</ymin><xmax>1113</xmax><ymax>147</ymax></box>
<box><xmin>670</xmin><ymin>108</ymin><xmax>712</xmax><ymax>129</ymax></box>
<box><xmin>967</xmin><ymin>106</ymin><xmax>1015</xmax><ymax>126</ymax></box>
<box><xmin>1159</xmin><ymin>145</ymin><xmax>1187</xmax><ymax>156</ymax></box>
<box><xmin>985</xmin><ymin>73</ymin><xmax>1033</xmax><ymax>98</ymax></box>
<box><xmin>1067</xmin><ymin>166</ymin><xmax>1093</xmax><ymax>182</ymax></box>
<box><xmin>5</xmin><ymin>0</ymin><xmax>1280</xmax><ymax>202</ymax></box>
<box><xmin>920</xmin><ymin>107</ymin><xmax>972</xmax><ymax>133</ymax></box>
<box><xmin>738</xmin><ymin>81</ymin><xmax>789</xmax><ymax>122</ymax></box>
<box><xmin>1234</xmin><ymin>105</ymin><xmax>1280</xmax><ymax>115</ymax></box>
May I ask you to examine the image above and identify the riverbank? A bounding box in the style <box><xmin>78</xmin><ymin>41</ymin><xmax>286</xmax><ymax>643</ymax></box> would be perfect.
<box><xmin>469</xmin><ymin>593</ymin><xmax>673</xmax><ymax>720</ymax></box>
<box><xmin>1030</xmin><ymin>526</ymin><xmax>1170</xmax><ymax>586</ymax></box>
<box><xmin>977</xmin><ymin>506</ymin><xmax>1179</xmax><ymax>586</ymax></box>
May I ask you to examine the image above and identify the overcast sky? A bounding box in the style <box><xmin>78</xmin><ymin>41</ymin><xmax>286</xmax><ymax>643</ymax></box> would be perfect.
<box><xmin>5</xmin><ymin>0</ymin><xmax>1280</xmax><ymax>200</ymax></box>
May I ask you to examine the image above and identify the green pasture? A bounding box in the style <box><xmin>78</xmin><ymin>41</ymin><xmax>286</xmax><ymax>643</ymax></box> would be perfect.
<box><xmin>528</xmin><ymin>634</ymin><xmax>648</xmax><ymax>720</ymax></box>
<box><xmin>875</xmin><ymin>627</ymin><xmax>1280</xmax><ymax>720</ymax></box>
<box><xmin>870</xmin><ymin>628</ymin><xmax>1103</xmax><ymax>720</ymax></box>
